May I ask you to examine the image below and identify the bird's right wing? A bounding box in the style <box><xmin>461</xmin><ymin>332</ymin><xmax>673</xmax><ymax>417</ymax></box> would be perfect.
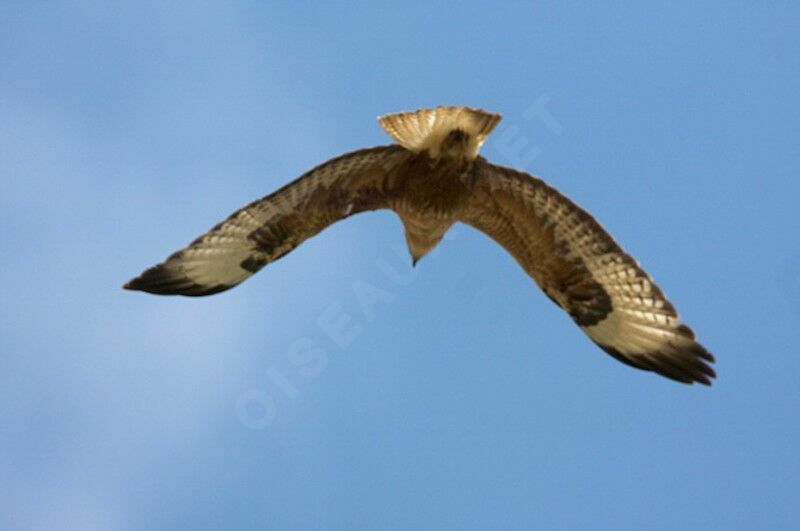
<box><xmin>459</xmin><ymin>159</ymin><xmax>715</xmax><ymax>385</ymax></box>
<box><xmin>125</xmin><ymin>145</ymin><xmax>409</xmax><ymax>296</ymax></box>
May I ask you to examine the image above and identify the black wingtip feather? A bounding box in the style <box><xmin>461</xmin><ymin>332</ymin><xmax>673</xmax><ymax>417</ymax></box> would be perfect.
<box><xmin>123</xmin><ymin>266</ymin><xmax>231</xmax><ymax>297</ymax></box>
<box><xmin>593</xmin><ymin>341</ymin><xmax>716</xmax><ymax>386</ymax></box>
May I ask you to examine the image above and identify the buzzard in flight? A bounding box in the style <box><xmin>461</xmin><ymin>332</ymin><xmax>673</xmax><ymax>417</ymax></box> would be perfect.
<box><xmin>126</xmin><ymin>106</ymin><xmax>715</xmax><ymax>385</ymax></box>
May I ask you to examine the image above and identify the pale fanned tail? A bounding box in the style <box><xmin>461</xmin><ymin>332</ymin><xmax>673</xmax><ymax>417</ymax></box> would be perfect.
<box><xmin>378</xmin><ymin>105</ymin><xmax>501</xmax><ymax>155</ymax></box>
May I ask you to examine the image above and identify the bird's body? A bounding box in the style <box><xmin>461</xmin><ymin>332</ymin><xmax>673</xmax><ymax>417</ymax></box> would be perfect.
<box><xmin>126</xmin><ymin>106</ymin><xmax>715</xmax><ymax>385</ymax></box>
<box><xmin>390</xmin><ymin>150</ymin><xmax>473</xmax><ymax>262</ymax></box>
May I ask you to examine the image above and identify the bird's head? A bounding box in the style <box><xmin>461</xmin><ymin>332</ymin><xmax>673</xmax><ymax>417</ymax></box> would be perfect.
<box><xmin>433</xmin><ymin>128</ymin><xmax>478</xmax><ymax>163</ymax></box>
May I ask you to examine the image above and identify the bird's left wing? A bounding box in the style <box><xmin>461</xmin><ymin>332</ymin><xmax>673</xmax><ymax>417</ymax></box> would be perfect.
<box><xmin>125</xmin><ymin>145</ymin><xmax>409</xmax><ymax>296</ymax></box>
<box><xmin>459</xmin><ymin>159</ymin><xmax>715</xmax><ymax>385</ymax></box>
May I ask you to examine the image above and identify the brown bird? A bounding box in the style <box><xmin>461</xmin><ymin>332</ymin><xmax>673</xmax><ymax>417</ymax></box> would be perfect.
<box><xmin>125</xmin><ymin>106</ymin><xmax>715</xmax><ymax>385</ymax></box>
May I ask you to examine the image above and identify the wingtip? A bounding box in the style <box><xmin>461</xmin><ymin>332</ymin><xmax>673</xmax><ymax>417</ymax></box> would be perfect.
<box><xmin>123</xmin><ymin>274</ymin><xmax>165</xmax><ymax>294</ymax></box>
<box><xmin>123</xmin><ymin>277</ymin><xmax>143</xmax><ymax>291</ymax></box>
<box><xmin>594</xmin><ymin>340</ymin><xmax>716</xmax><ymax>386</ymax></box>
<box><xmin>122</xmin><ymin>265</ymin><xmax>232</xmax><ymax>297</ymax></box>
<box><xmin>123</xmin><ymin>273</ymin><xmax>163</xmax><ymax>293</ymax></box>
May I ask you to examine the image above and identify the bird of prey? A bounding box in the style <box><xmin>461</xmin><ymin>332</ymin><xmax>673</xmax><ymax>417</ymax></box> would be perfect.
<box><xmin>125</xmin><ymin>106</ymin><xmax>715</xmax><ymax>385</ymax></box>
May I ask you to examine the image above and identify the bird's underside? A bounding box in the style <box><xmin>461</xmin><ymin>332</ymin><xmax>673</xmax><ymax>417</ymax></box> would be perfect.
<box><xmin>126</xmin><ymin>106</ymin><xmax>715</xmax><ymax>385</ymax></box>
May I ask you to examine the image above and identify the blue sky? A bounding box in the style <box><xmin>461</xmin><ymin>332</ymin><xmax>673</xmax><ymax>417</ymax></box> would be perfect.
<box><xmin>1</xmin><ymin>2</ymin><xmax>798</xmax><ymax>530</ymax></box>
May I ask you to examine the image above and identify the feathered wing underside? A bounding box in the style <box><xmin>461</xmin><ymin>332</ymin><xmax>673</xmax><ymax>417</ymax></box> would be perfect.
<box><xmin>460</xmin><ymin>159</ymin><xmax>715</xmax><ymax>385</ymax></box>
<box><xmin>378</xmin><ymin>106</ymin><xmax>501</xmax><ymax>155</ymax></box>
<box><xmin>125</xmin><ymin>145</ymin><xmax>408</xmax><ymax>296</ymax></box>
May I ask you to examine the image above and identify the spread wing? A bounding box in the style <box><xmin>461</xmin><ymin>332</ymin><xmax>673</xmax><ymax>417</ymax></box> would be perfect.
<box><xmin>125</xmin><ymin>145</ymin><xmax>409</xmax><ymax>296</ymax></box>
<box><xmin>460</xmin><ymin>159</ymin><xmax>715</xmax><ymax>385</ymax></box>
